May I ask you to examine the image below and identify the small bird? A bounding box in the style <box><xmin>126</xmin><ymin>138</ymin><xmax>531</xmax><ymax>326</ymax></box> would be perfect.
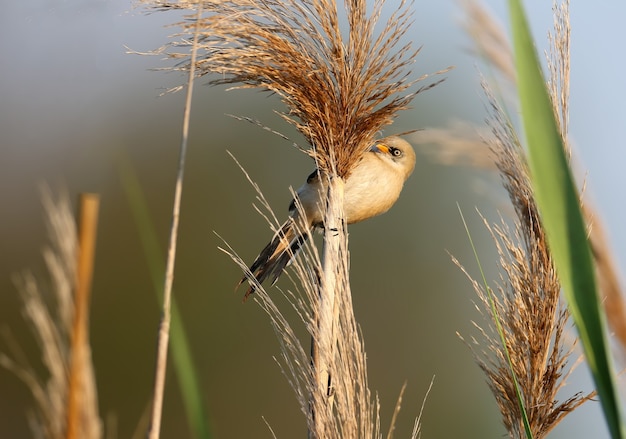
<box><xmin>239</xmin><ymin>136</ymin><xmax>416</xmax><ymax>300</ymax></box>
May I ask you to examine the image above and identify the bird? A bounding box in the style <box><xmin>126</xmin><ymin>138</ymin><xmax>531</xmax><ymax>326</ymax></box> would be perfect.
<box><xmin>238</xmin><ymin>136</ymin><xmax>416</xmax><ymax>300</ymax></box>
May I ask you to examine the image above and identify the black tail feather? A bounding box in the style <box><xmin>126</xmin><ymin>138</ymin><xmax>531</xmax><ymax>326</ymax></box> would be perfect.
<box><xmin>239</xmin><ymin>219</ymin><xmax>311</xmax><ymax>301</ymax></box>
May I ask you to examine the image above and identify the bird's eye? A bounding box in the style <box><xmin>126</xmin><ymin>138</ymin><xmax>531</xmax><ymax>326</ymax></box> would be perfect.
<box><xmin>390</xmin><ymin>147</ymin><xmax>402</xmax><ymax>157</ymax></box>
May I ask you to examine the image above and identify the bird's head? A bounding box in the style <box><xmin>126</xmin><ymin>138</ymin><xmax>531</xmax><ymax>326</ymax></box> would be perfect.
<box><xmin>370</xmin><ymin>136</ymin><xmax>416</xmax><ymax>180</ymax></box>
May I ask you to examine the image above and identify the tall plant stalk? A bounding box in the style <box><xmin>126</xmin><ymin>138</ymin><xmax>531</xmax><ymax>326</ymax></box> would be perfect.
<box><xmin>67</xmin><ymin>194</ymin><xmax>100</xmax><ymax>439</ymax></box>
<box><xmin>310</xmin><ymin>176</ymin><xmax>347</xmax><ymax>437</ymax></box>
<box><xmin>1</xmin><ymin>190</ymin><xmax>103</xmax><ymax>439</ymax></box>
<box><xmin>146</xmin><ymin>5</ymin><xmax>203</xmax><ymax>439</ymax></box>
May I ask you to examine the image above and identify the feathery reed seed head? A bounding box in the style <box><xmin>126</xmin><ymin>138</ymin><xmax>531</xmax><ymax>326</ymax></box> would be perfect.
<box><xmin>1</xmin><ymin>190</ymin><xmax>102</xmax><ymax>439</ymax></box>
<box><xmin>146</xmin><ymin>0</ymin><xmax>447</xmax><ymax>177</ymax></box>
<box><xmin>455</xmin><ymin>89</ymin><xmax>589</xmax><ymax>437</ymax></box>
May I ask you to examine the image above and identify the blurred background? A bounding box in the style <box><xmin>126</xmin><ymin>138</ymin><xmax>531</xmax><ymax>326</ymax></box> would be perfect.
<box><xmin>1</xmin><ymin>0</ymin><xmax>625</xmax><ymax>438</ymax></box>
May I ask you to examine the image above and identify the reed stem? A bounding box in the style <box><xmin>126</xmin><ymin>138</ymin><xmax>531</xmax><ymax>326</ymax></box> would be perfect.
<box><xmin>310</xmin><ymin>176</ymin><xmax>345</xmax><ymax>438</ymax></box>
<box><xmin>66</xmin><ymin>194</ymin><xmax>100</xmax><ymax>439</ymax></box>
<box><xmin>146</xmin><ymin>5</ymin><xmax>202</xmax><ymax>439</ymax></box>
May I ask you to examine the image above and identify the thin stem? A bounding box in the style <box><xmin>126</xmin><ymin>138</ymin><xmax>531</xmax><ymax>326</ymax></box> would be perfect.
<box><xmin>66</xmin><ymin>193</ymin><xmax>100</xmax><ymax>439</ymax></box>
<box><xmin>146</xmin><ymin>5</ymin><xmax>202</xmax><ymax>439</ymax></box>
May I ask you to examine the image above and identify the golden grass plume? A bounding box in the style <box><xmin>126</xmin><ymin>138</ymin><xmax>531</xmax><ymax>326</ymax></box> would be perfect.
<box><xmin>0</xmin><ymin>189</ymin><xmax>102</xmax><ymax>439</ymax></box>
<box><xmin>455</xmin><ymin>86</ymin><xmax>591</xmax><ymax>437</ymax></box>
<box><xmin>452</xmin><ymin>1</ymin><xmax>603</xmax><ymax>436</ymax></box>
<box><xmin>143</xmin><ymin>0</ymin><xmax>448</xmax><ymax>176</ymax></box>
<box><xmin>454</xmin><ymin>0</ymin><xmax>626</xmax><ymax>357</ymax></box>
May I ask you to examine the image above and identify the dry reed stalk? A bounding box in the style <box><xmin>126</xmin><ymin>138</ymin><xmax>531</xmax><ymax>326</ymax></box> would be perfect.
<box><xmin>67</xmin><ymin>194</ymin><xmax>100</xmax><ymax>439</ymax></box>
<box><xmin>586</xmin><ymin>207</ymin><xmax>626</xmax><ymax>353</ymax></box>
<box><xmin>409</xmin><ymin>122</ymin><xmax>496</xmax><ymax>170</ymax></box>
<box><xmin>220</xmin><ymin>166</ymin><xmax>420</xmax><ymax>438</ymax></box>
<box><xmin>436</xmin><ymin>4</ymin><xmax>626</xmax><ymax>361</ymax></box>
<box><xmin>460</xmin><ymin>0</ymin><xmax>515</xmax><ymax>83</ymax></box>
<box><xmin>547</xmin><ymin>0</ymin><xmax>570</xmax><ymax>148</ymax></box>
<box><xmin>145</xmin><ymin>0</ymin><xmax>447</xmax><ymax>437</ymax></box>
<box><xmin>452</xmin><ymin>1</ymin><xmax>602</xmax><ymax>436</ymax></box>
<box><xmin>0</xmin><ymin>189</ymin><xmax>102</xmax><ymax>439</ymax></box>
<box><xmin>455</xmin><ymin>85</ymin><xmax>590</xmax><ymax>438</ymax></box>
<box><xmin>312</xmin><ymin>176</ymin><xmax>347</xmax><ymax>437</ymax></box>
<box><xmin>146</xmin><ymin>5</ymin><xmax>203</xmax><ymax>439</ymax></box>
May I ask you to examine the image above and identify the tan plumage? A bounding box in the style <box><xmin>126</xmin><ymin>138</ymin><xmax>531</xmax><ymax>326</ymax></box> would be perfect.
<box><xmin>239</xmin><ymin>136</ymin><xmax>416</xmax><ymax>300</ymax></box>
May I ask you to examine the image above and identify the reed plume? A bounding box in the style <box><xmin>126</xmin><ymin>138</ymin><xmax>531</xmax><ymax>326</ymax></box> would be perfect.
<box><xmin>453</xmin><ymin>1</ymin><xmax>602</xmax><ymax>437</ymax></box>
<box><xmin>455</xmin><ymin>85</ymin><xmax>589</xmax><ymax>437</ymax></box>
<box><xmin>0</xmin><ymin>190</ymin><xmax>102</xmax><ymax>439</ymax></box>
<box><xmin>145</xmin><ymin>0</ymin><xmax>447</xmax><ymax>176</ymax></box>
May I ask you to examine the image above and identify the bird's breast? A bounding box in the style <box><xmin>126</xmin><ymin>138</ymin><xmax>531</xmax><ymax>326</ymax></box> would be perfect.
<box><xmin>343</xmin><ymin>162</ymin><xmax>404</xmax><ymax>224</ymax></box>
<box><xmin>294</xmin><ymin>155</ymin><xmax>406</xmax><ymax>226</ymax></box>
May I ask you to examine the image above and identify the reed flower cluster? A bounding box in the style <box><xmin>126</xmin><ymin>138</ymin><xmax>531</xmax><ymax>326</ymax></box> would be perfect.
<box><xmin>0</xmin><ymin>190</ymin><xmax>101</xmax><ymax>439</ymax></box>
<box><xmin>145</xmin><ymin>0</ymin><xmax>446</xmax><ymax>175</ymax></box>
<box><xmin>451</xmin><ymin>1</ymin><xmax>622</xmax><ymax>437</ymax></box>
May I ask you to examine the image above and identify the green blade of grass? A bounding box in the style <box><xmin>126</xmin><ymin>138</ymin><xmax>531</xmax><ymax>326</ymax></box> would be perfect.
<box><xmin>508</xmin><ymin>1</ymin><xmax>624</xmax><ymax>437</ymax></box>
<box><xmin>118</xmin><ymin>153</ymin><xmax>213</xmax><ymax>439</ymax></box>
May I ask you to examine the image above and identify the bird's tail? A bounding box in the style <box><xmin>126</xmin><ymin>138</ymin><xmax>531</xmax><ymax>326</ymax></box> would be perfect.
<box><xmin>238</xmin><ymin>217</ymin><xmax>312</xmax><ymax>301</ymax></box>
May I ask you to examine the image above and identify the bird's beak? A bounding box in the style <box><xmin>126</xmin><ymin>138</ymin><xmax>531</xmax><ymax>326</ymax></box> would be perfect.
<box><xmin>370</xmin><ymin>143</ymin><xmax>389</xmax><ymax>154</ymax></box>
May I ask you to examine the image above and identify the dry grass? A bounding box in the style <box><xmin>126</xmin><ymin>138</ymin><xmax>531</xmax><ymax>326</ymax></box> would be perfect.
<box><xmin>432</xmin><ymin>4</ymin><xmax>626</xmax><ymax>364</ymax></box>
<box><xmin>547</xmin><ymin>0</ymin><xmax>570</xmax><ymax>145</ymax></box>
<box><xmin>141</xmin><ymin>0</ymin><xmax>446</xmax><ymax>438</ymax></box>
<box><xmin>409</xmin><ymin>121</ymin><xmax>495</xmax><ymax>170</ymax></box>
<box><xmin>220</xmin><ymin>165</ymin><xmax>421</xmax><ymax>438</ymax></box>
<box><xmin>460</xmin><ymin>0</ymin><xmax>515</xmax><ymax>83</ymax></box>
<box><xmin>0</xmin><ymin>189</ymin><xmax>102</xmax><ymax>439</ymax></box>
<box><xmin>146</xmin><ymin>6</ymin><xmax>203</xmax><ymax>438</ymax></box>
<box><xmin>455</xmin><ymin>87</ymin><xmax>590</xmax><ymax>437</ymax></box>
<box><xmin>452</xmin><ymin>1</ymin><xmax>607</xmax><ymax>437</ymax></box>
<box><xmin>459</xmin><ymin>0</ymin><xmax>626</xmax><ymax>357</ymax></box>
<box><xmin>144</xmin><ymin>0</ymin><xmax>448</xmax><ymax>177</ymax></box>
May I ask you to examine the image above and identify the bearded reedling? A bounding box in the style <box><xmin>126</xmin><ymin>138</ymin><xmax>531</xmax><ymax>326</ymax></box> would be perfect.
<box><xmin>239</xmin><ymin>136</ymin><xmax>416</xmax><ymax>300</ymax></box>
